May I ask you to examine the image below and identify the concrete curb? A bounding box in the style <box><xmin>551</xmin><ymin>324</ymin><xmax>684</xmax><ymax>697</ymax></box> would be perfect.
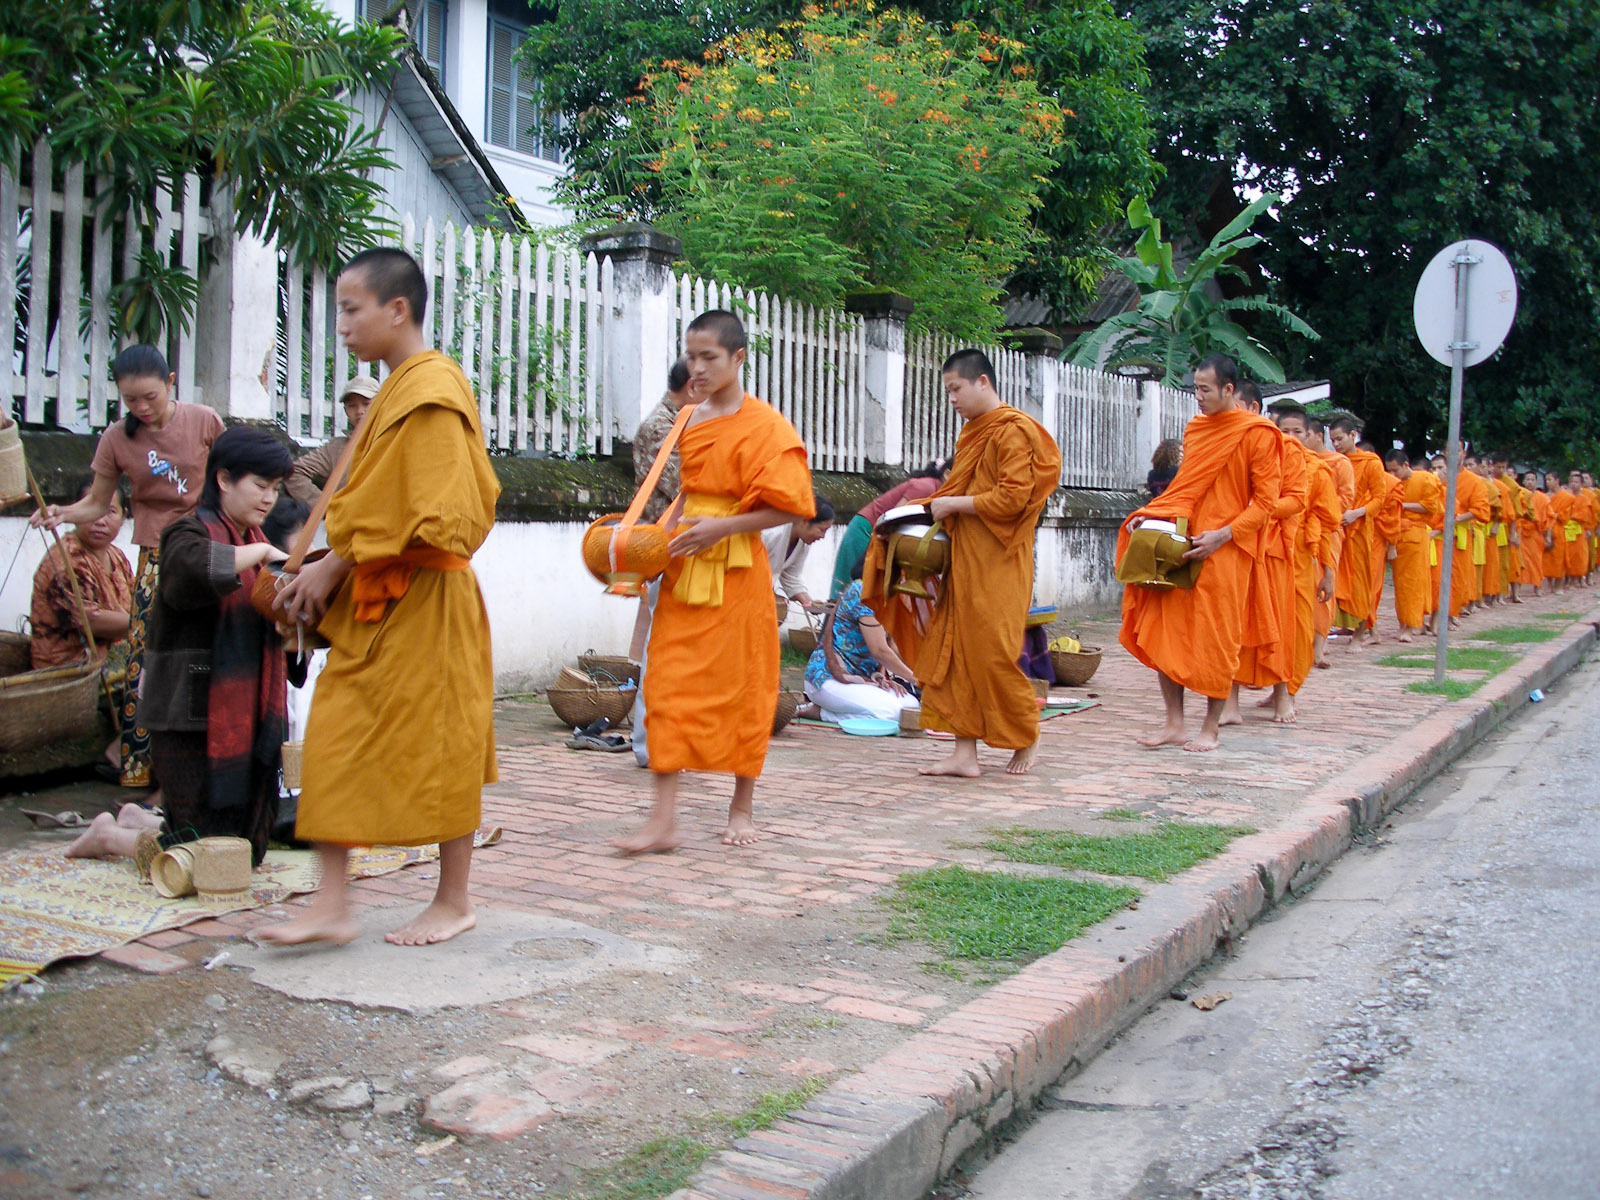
<box><xmin>672</xmin><ymin>608</ymin><xmax>1600</xmax><ymax>1200</ymax></box>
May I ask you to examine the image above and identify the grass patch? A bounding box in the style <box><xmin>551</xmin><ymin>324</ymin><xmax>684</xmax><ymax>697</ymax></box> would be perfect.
<box><xmin>884</xmin><ymin>867</ymin><xmax>1137</xmax><ymax>966</ymax></box>
<box><xmin>1406</xmin><ymin>677</ymin><xmax>1484</xmax><ymax>700</ymax></box>
<box><xmin>983</xmin><ymin>823</ymin><xmax>1254</xmax><ymax>882</ymax></box>
<box><xmin>574</xmin><ymin>1080</ymin><xmax>831</xmax><ymax>1200</ymax></box>
<box><xmin>1376</xmin><ymin>647</ymin><xmax>1516</xmax><ymax>673</ymax></box>
<box><xmin>576</xmin><ymin>1136</ymin><xmax>712</xmax><ymax>1200</ymax></box>
<box><xmin>1099</xmin><ymin>807</ymin><xmax>1147</xmax><ymax>822</ymax></box>
<box><xmin>1467</xmin><ymin>623</ymin><xmax>1560</xmax><ymax>644</ymax></box>
<box><xmin>1535</xmin><ymin>611</ymin><xmax>1579</xmax><ymax>621</ymax></box>
<box><xmin>780</xmin><ymin>646</ymin><xmax>812</xmax><ymax>669</ymax></box>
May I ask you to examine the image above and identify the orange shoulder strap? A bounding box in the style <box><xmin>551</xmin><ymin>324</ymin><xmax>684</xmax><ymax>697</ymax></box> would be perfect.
<box><xmin>622</xmin><ymin>403</ymin><xmax>696</xmax><ymax>527</ymax></box>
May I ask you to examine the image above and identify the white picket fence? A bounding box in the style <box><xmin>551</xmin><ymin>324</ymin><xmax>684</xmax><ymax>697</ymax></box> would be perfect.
<box><xmin>901</xmin><ymin>330</ymin><xmax>1028</xmax><ymax>472</ymax></box>
<box><xmin>664</xmin><ymin>272</ymin><xmax>866</xmax><ymax>473</ymax></box>
<box><xmin>1157</xmin><ymin>383</ymin><xmax>1191</xmax><ymax>445</ymax></box>
<box><xmin>1</xmin><ymin>139</ymin><xmax>208</xmax><ymax>430</ymax></box>
<box><xmin>1057</xmin><ymin>363</ymin><xmax>1141</xmax><ymax>490</ymax></box>
<box><xmin>276</xmin><ymin>215</ymin><xmax>612</xmax><ymax>455</ymax></box>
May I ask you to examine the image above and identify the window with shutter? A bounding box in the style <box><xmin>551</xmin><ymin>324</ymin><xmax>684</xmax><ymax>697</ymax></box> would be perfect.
<box><xmin>356</xmin><ymin>2</ymin><xmax>447</xmax><ymax>87</ymax></box>
<box><xmin>485</xmin><ymin>17</ymin><xmax>561</xmax><ymax>162</ymax></box>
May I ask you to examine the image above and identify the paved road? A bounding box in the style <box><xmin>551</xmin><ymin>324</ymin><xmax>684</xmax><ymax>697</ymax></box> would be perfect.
<box><xmin>960</xmin><ymin>653</ymin><xmax>1600</xmax><ymax>1200</ymax></box>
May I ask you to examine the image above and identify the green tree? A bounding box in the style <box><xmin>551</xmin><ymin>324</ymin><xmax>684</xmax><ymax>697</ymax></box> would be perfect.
<box><xmin>576</xmin><ymin>5</ymin><xmax>1063</xmax><ymax>338</ymax></box>
<box><xmin>522</xmin><ymin>0</ymin><xmax>1158</xmax><ymax>319</ymax></box>
<box><xmin>1065</xmin><ymin>194</ymin><xmax>1318</xmax><ymax>384</ymax></box>
<box><xmin>1122</xmin><ymin>0</ymin><xmax>1600</xmax><ymax>466</ymax></box>
<box><xmin>0</xmin><ymin>0</ymin><xmax>402</xmax><ymax>341</ymax></box>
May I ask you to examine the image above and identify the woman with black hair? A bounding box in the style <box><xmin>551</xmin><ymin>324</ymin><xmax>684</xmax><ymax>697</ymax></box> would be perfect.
<box><xmin>65</xmin><ymin>427</ymin><xmax>298</xmax><ymax>868</ymax></box>
<box><xmin>32</xmin><ymin>344</ymin><xmax>224</xmax><ymax>788</ymax></box>
<box><xmin>829</xmin><ymin>459</ymin><xmax>951</xmax><ymax>599</ymax></box>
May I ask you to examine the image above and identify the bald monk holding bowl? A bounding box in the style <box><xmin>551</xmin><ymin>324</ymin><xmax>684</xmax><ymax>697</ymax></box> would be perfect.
<box><xmin>1118</xmin><ymin>354</ymin><xmax>1283</xmax><ymax>752</ymax></box>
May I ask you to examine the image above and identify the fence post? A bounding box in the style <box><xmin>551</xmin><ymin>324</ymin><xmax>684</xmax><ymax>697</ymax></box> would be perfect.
<box><xmin>1012</xmin><ymin>327</ymin><xmax>1063</xmax><ymax>444</ymax></box>
<box><xmin>1137</xmin><ymin>379</ymin><xmax>1164</xmax><ymax>486</ymax></box>
<box><xmin>581</xmin><ymin>222</ymin><xmax>680</xmax><ymax>446</ymax></box>
<box><xmin>194</xmin><ymin>191</ymin><xmax>278</xmax><ymax>420</ymax></box>
<box><xmin>844</xmin><ymin>292</ymin><xmax>913</xmax><ymax>469</ymax></box>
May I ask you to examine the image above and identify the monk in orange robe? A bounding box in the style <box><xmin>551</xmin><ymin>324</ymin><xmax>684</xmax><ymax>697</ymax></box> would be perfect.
<box><xmin>261</xmin><ymin>247</ymin><xmax>499</xmax><ymax>948</ymax></box>
<box><xmin>618</xmin><ymin>311</ymin><xmax>814</xmax><ymax>853</ymax></box>
<box><xmin>1487</xmin><ymin>455</ymin><xmax>1522</xmax><ymax>602</ymax></box>
<box><xmin>1224</xmin><ymin>384</ymin><xmax>1305</xmax><ymax>725</ymax></box>
<box><xmin>1366</xmin><ymin>450</ymin><xmax>1404</xmax><ymax>633</ymax></box>
<box><xmin>1518</xmin><ymin>470</ymin><xmax>1551</xmax><ymax>593</ymax></box>
<box><xmin>1467</xmin><ymin>456</ymin><xmax>1503</xmax><ymax>604</ymax></box>
<box><xmin>1119</xmin><ymin>355</ymin><xmax>1282</xmax><ymax>752</ymax></box>
<box><xmin>1267</xmin><ymin>403</ymin><xmax>1338</xmax><ymax>712</ymax></box>
<box><xmin>1309</xmin><ymin>419</ymin><xmax>1354</xmax><ymax>666</ymax></box>
<box><xmin>871</xmin><ymin>349</ymin><xmax>1060</xmax><ymax>777</ymax></box>
<box><xmin>1446</xmin><ymin>458</ymin><xmax>1491</xmax><ymax>618</ymax></box>
<box><xmin>1328</xmin><ymin>414</ymin><xmax>1385</xmax><ymax>643</ymax></box>
<box><xmin>1541</xmin><ymin>472</ymin><xmax>1569</xmax><ymax>591</ymax></box>
<box><xmin>1384</xmin><ymin>452</ymin><xmax>1443</xmax><ymax>641</ymax></box>
<box><xmin>1565</xmin><ymin>470</ymin><xmax>1594</xmax><ymax>583</ymax></box>
<box><xmin>1585</xmin><ymin>473</ymin><xmax>1600</xmax><ymax>584</ymax></box>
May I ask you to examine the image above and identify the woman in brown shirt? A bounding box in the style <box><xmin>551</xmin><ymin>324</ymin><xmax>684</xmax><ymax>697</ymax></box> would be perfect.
<box><xmin>33</xmin><ymin>344</ymin><xmax>224</xmax><ymax>788</ymax></box>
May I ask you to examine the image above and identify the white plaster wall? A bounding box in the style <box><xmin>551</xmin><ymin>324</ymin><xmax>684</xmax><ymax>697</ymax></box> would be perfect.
<box><xmin>0</xmin><ymin>515</ymin><xmax>1121</xmax><ymax>687</ymax></box>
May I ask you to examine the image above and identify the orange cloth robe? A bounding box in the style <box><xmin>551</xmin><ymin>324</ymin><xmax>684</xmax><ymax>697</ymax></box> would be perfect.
<box><xmin>1544</xmin><ymin>490</ymin><xmax>1571</xmax><ymax>578</ymax></box>
<box><xmin>1447</xmin><ymin>468</ymin><xmax>1491</xmax><ymax>615</ymax></box>
<box><xmin>1393</xmin><ymin>471</ymin><xmax>1444</xmax><ymax>629</ymax></box>
<box><xmin>1568</xmin><ymin>490</ymin><xmax>1596</xmax><ymax>576</ymax></box>
<box><xmin>1119</xmin><ymin>408</ymin><xmax>1282</xmax><ymax>700</ymax></box>
<box><xmin>1334</xmin><ymin>449</ymin><xmax>1386</xmax><ymax>626</ymax></box>
<box><xmin>1315</xmin><ymin>450</ymin><xmax>1355</xmax><ymax>635</ymax></box>
<box><xmin>298</xmin><ymin>350</ymin><xmax>500</xmax><ymax>847</ymax></box>
<box><xmin>1368</xmin><ymin>474</ymin><xmax>1404</xmax><ymax>623</ymax></box>
<box><xmin>1236</xmin><ymin>430</ymin><xmax>1307</xmax><ymax>688</ymax></box>
<box><xmin>1291</xmin><ymin>449</ymin><xmax>1340</xmax><ymax>694</ymax></box>
<box><xmin>1520</xmin><ymin>489</ymin><xmax>1550</xmax><ymax>586</ymax></box>
<box><xmin>644</xmin><ymin>395</ymin><xmax>813</xmax><ymax>778</ymax></box>
<box><xmin>909</xmin><ymin>407</ymin><xmax>1060</xmax><ymax>747</ymax></box>
<box><xmin>1479</xmin><ymin>474</ymin><xmax>1505</xmax><ymax>597</ymax></box>
<box><xmin>1492</xmin><ymin>476</ymin><xmax>1521</xmax><ymax>588</ymax></box>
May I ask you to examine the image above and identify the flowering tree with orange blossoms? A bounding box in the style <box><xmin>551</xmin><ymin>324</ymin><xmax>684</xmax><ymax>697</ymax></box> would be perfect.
<box><xmin>567</xmin><ymin>2</ymin><xmax>1063</xmax><ymax>338</ymax></box>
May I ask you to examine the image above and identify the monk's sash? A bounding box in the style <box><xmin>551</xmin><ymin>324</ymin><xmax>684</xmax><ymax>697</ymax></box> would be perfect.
<box><xmin>351</xmin><ymin>546</ymin><xmax>471</xmax><ymax>623</ymax></box>
<box><xmin>1471</xmin><ymin>521</ymin><xmax>1488</xmax><ymax>565</ymax></box>
<box><xmin>1495</xmin><ymin>523</ymin><xmax>1509</xmax><ymax>547</ymax></box>
<box><xmin>1564</xmin><ymin>520</ymin><xmax>1582</xmax><ymax>542</ymax></box>
<box><xmin>1429</xmin><ymin>535</ymin><xmax>1439</xmax><ymax>567</ymax></box>
<box><xmin>672</xmin><ymin>493</ymin><xmax>755</xmax><ymax>607</ymax></box>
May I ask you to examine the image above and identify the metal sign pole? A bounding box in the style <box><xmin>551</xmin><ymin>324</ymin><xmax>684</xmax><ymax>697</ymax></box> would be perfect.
<box><xmin>1434</xmin><ymin>248</ymin><xmax>1480</xmax><ymax>685</ymax></box>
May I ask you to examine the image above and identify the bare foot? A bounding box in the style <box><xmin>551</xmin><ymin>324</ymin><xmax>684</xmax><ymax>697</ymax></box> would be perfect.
<box><xmin>1272</xmin><ymin>696</ymin><xmax>1297</xmax><ymax>725</ymax></box>
<box><xmin>919</xmin><ymin>753</ymin><xmax>981</xmax><ymax>777</ymax></box>
<box><xmin>1395</xmin><ymin>632</ymin><xmax>1414</xmax><ymax>643</ymax></box>
<box><xmin>1136</xmin><ymin>725</ymin><xmax>1186</xmax><ymax>749</ymax></box>
<box><xmin>1183</xmin><ymin>732</ymin><xmax>1219</xmax><ymax>753</ymax></box>
<box><xmin>1217</xmin><ymin>707</ymin><xmax>1244</xmax><ymax>727</ymax></box>
<box><xmin>254</xmin><ymin>912</ymin><xmax>361</xmax><ymax>947</ymax></box>
<box><xmin>1254</xmin><ymin>695</ymin><xmax>1276</xmax><ymax>709</ymax></box>
<box><xmin>721</xmin><ymin>815</ymin><xmax>760</xmax><ymax>846</ymax></box>
<box><xmin>385</xmin><ymin>900</ymin><xmax>476</xmax><ymax>946</ymax></box>
<box><xmin>1005</xmin><ymin>743</ymin><xmax>1039</xmax><ymax>775</ymax></box>
<box><xmin>65</xmin><ymin>812</ymin><xmax>121</xmax><ymax>858</ymax></box>
<box><xmin>116</xmin><ymin>803</ymin><xmax>163</xmax><ymax>831</ymax></box>
<box><xmin>613</xmin><ymin>819</ymin><xmax>684</xmax><ymax>855</ymax></box>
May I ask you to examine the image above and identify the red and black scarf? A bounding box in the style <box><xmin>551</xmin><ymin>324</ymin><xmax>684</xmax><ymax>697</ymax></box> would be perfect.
<box><xmin>195</xmin><ymin>508</ymin><xmax>287</xmax><ymax>811</ymax></box>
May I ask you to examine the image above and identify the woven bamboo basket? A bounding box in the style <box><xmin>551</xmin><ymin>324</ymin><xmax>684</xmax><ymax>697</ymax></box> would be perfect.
<box><xmin>548</xmin><ymin>682</ymin><xmax>635</xmax><ymax>729</ymax></box>
<box><xmin>150</xmin><ymin>843</ymin><xmax>198</xmax><ymax>899</ymax></box>
<box><xmin>788</xmin><ymin>626</ymin><xmax>818</xmax><ymax>656</ymax></box>
<box><xmin>577</xmin><ymin>653</ymin><xmax>641</xmax><ymax>686</ymax></box>
<box><xmin>280</xmin><ymin>741</ymin><xmax>304</xmax><ymax>791</ymax></box>
<box><xmin>1049</xmin><ymin>645</ymin><xmax>1103</xmax><ymax>687</ymax></box>
<box><xmin>0</xmin><ymin>631</ymin><xmax>31</xmax><ymax>679</ymax></box>
<box><xmin>190</xmin><ymin>836</ymin><xmax>253</xmax><ymax>904</ymax></box>
<box><xmin>0</xmin><ymin>658</ymin><xmax>101</xmax><ymax>753</ymax></box>
<box><xmin>0</xmin><ymin>417</ymin><xmax>26</xmax><ymax>506</ymax></box>
<box><xmin>771</xmin><ymin>690</ymin><xmax>800</xmax><ymax>735</ymax></box>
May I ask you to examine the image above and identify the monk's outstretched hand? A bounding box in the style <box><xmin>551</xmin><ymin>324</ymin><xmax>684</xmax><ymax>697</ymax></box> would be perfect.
<box><xmin>1183</xmin><ymin>527</ymin><xmax>1232</xmax><ymax>561</ymax></box>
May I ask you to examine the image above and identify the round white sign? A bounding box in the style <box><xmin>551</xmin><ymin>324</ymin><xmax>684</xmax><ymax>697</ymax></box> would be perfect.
<box><xmin>1412</xmin><ymin>240</ymin><xmax>1518</xmax><ymax>367</ymax></box>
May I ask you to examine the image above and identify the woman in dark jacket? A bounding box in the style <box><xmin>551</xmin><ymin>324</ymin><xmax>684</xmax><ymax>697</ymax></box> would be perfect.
<box><xmin>67</xmin><ymin>427</ymin><xmax>298</xmax><ymax>868</ymax></box>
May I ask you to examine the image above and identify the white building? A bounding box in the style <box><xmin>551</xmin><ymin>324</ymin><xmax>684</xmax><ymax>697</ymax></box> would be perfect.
<box><xmin>324</xmin><ymin>0</ymin><xmax>567</xmax><ymax>229</ymax></box>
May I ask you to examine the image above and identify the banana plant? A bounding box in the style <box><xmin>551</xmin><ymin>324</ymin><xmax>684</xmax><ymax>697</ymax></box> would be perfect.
<box><xmin>1065</xmin><ymin>193</ymin><xmax>1318</xmax><ymax>384</ymax></box>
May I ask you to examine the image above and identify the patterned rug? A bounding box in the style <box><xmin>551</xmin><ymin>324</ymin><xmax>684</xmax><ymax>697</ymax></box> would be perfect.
<box><xmin>0</xmin><ymin>829</ymin><xmax>500</xmax><ymax>990</ymax></box>
<box><xmin>791</xmin><ymin>698</ymin><xmax>1099</xmax><ymax>732</ymax></box>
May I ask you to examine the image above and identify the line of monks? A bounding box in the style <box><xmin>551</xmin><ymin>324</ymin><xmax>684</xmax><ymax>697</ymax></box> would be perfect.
<box><xmin>1119</xmin><ymin>355</ymin><xmax>1599</xmax><ymax>752</ymax></box>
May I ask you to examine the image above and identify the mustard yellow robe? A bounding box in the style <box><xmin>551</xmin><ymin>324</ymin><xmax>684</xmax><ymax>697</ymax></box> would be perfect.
<box><xmin>297</xmin><ymin>351</ymin><xmax>500</xmax><ymax>847</ymax></box>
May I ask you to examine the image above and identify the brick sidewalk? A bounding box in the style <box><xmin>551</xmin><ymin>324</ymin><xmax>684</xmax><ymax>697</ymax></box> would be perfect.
<box><xmin>108</xmin><ymin>587</ymin><xmax>1594</xmax><ymax>1150</ymax></box>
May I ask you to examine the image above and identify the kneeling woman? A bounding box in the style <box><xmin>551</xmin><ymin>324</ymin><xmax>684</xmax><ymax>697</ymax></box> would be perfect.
<box><xmin>68</xmin><ymin>428</ymin><xmax>297</xmax><ymax>868</ymax></box>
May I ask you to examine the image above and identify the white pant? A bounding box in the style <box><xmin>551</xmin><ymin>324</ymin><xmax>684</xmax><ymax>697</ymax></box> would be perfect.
<box><xmin>804</xmin><ymin>677</ymin><xmax>918</xmax><ymax>724</ymax></box>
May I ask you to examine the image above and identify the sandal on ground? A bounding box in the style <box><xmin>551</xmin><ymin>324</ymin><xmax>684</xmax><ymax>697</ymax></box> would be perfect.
<box><xmin>565</xmin><ymin>732</ymin><xmax>631</xmax><ymax>752</ymax></box>
<box><xmin>18</xmin><ymin>809</ymin><xmax>91</xmax><ymax>829</ymax></box>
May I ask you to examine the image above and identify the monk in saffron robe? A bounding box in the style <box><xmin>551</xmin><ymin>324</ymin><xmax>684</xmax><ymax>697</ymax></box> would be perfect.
<box><xmin>1446</xmin><ymin>458</ymin><xmax>1491</xmax><ymax>618</ymax></box>
<box><xmin>1309</xmin><ymin>419</ymin><xmax>1353</xmax><ymax>666</ymax></box>
<box><xmin>261</xmin><ymin>248</ymin><xmax>499</xmax><ymax>947</ymax></box>
<box><xmin>1542</xmin><ymin>472</ymin><xmax>1570</xmax><ymax>590</ymax></box>
<box><xmin>1488</xmin><ymin>457</ymin><xmax>1523</xmax><ymax>603</ymax></box>
<box><xmin>1469</xmin><ymin>456</ymin><xmax>1504</xmax><ymax>604</ymax></box>
<box><xmin>1264</xmin><ymin>402</ymin><xmax>1338</xmax><ymax>711</ymax></box>
<box><xmin>1385</xmin><ymin>452</ymin><xmax>1443</xmax><ymax>641</ymax></box>
<box><xmin>1224</xmin><ymin>383</ymin><xmax>1304</xmax><ymax>725</ymax></box>
<box><xmin>1565</xmin><ymin>470</ymin><xmax>1594</xmax><ymax>582</ymax></box>
<box><xmin>1120</xmin><ymin>354</ymin><xmax>1282</xmax><ymax>752</ymax></box>
<box><xmin>1328</xmin><ymin>414</ymin><xmax>1385</xmax><ymax>643</ymax></box>
<box><xmin>1519</xmin><ymin>471</ymin><xmax>1550</xmax><ymax>593</ymax></box>
<box><xmin>1366</xmin><ymin>452</ymin><xmax>1404</xmax><ymax>633</ymax></box>
<box><xmin>871</xmin><ymin>348</ymin><xmax>1059</xmax><ymax>778</ymax></box>
<box><xmin>618</xmin><ymin>310</ymin><xmax>814</xmax><ymax>853</ymax></box>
